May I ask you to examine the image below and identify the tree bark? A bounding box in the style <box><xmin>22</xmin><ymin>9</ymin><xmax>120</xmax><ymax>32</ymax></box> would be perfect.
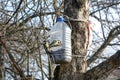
<box><xmin>54</xmin><ymin>0</ymin><xmax>89</xmax><ymax>80</ymax></box>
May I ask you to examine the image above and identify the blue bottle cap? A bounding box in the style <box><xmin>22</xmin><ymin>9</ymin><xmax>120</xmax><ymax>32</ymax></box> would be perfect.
<box><xmin>57</xmin><ymin>16</ymin><xmax>64</xmax><ymax>22</ymax></box>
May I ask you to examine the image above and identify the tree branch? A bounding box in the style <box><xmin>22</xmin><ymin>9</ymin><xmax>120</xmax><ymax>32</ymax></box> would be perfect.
<box><xmin>0</xmin><ymin>38</ymin><xmax>25</xmax><ymax>78</ymax></box>
<box><xmin>84</xmin><ymin>50</ymin><xmax>120</xmax><ymax>80</ymax></box>
<box><xmin>6</xmin><ymin>0</ymin><xmax>24</xmax><ymax>24</ymax></box>
<box><xmin>87</xmin><ymin>25</ymin><xmax>120</xmax><ymax>66</ymax></box>
<box><xmin>90</xmin><ymin>2</ymin><xmax>120</xmax><ymax>15</ymax></box>
<box><xmin>9</xmin><ymin>12</ymin><xmax>56</xmax><ymax>27</ymax></box>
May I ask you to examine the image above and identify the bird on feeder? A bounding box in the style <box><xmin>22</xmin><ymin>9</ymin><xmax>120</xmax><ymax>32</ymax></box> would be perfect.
<box><xmin>50</xmin><ymin>40</ymin><xmax>62</xmax><ymax>47</ymax></box>
<box><xmin>43</xmin><ymin>41</ymin><xmax>50</xmax><ymax>53</ymax></box>
<box><xmin>43</xmin><ymin>40</ymin><xmax>62</xmax><ymax>53</ymax></box>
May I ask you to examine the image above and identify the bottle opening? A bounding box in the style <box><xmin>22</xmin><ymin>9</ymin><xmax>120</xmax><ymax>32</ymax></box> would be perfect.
<box><xmin>57</xmin><ymin>16</ymin><xmax>64</xmax><ymax>22</ymax></box>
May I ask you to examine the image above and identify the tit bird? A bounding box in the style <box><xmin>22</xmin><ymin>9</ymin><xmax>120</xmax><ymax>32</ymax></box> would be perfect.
<box><xmin>50</xmin><ymin>40</ymin><xmax>61</xmax><ymax>48</ymax></box>
<box><xmin>43</xmin><ymin>41</ymin><xmax>50</xmax><ymax>53</ymax></box>
<box><xmin>43</xmin><ymin>40</ymin><xmax>62</xmax><ymax>53</ymax></box>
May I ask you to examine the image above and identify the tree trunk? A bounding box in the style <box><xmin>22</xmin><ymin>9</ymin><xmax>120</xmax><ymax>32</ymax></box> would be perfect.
<box><xmin>54</xmin><ymin>0</ymin><xmax>89</xmax><ymax>80</ymax></box>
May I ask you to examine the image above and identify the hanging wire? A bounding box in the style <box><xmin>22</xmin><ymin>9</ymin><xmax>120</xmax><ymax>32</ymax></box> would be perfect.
<box><xmin>63</xmin><ymin>15</ymin><xmax>73</xmax><ymax>30</ymax></box>
<box><xmin>63</xmin><ymin>15</ymin><xmax>88</xmax><ymax>22</ymax></box>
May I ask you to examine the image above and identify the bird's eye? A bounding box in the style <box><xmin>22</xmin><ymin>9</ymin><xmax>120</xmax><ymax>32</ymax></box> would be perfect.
<box><xmin>58</xmin><ymin>41</ymin><xmax>60</xmax><ymax>43</ymax></box>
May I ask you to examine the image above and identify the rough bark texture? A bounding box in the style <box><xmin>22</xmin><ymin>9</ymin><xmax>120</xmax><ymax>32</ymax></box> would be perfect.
<box><xmin>54</xmin><ymin>0</ymin><xmax>89</xmax><ymax>80</ymax></box>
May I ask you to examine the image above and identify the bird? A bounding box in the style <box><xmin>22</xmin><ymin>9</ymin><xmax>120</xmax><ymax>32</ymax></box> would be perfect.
<box><xmin>50</xmin><ymin>40</ymin><xmax>62</xmax><ymax>48</ymax></box>
<box><xmin>43</xmin><ymin>41</ymin><xmax>50</xmax><ymax>53</ymax></box>
<box><xmin>43</xmin><ymin>40</ymin><xmax>62</xmax><ymax>53</ymax></box>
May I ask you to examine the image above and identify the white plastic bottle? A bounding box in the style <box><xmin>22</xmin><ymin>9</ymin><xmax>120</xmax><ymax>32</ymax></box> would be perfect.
<box><xmin>49</xmin><ymin>16</ymin><xmax>72</xmax><ymax>64</ymax></box>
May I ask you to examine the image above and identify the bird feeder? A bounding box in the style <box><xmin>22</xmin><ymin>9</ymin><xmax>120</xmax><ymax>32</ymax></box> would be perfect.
<box><xmin>49</xmin><ymin>16</ymin><xmax>72</xmax><ymax>64</ymax></box>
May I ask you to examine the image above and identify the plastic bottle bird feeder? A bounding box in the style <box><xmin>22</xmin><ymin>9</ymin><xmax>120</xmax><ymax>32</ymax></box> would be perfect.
<box><xmin>49</xmin><ymin>16</ymin><xmax>72</xmax><ymax>64</ymax></box>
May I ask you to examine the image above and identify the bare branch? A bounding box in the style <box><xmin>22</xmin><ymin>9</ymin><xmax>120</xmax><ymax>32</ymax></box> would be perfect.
<box><xmin>6</xmin><ymin>0</ymin><xmax>24</xmax><ymax>24</ymax></box>
<box><xmin>0</xmin><ymin>38</ymin><xmax>25</xmax><ymax>78</ymax></box>
<box><xmin>87</xmin><ymin>25</ymin><xmax>120</xmax><ymax>65</ymax></box>
<box><xmin>84</xmin><ymin>50</ymin><xmax>120</xmax><ymax>80</ymax></box>
<box><xmin>9</xmin><ymin>11</ymin><xmax>56</xmax><ymax>27</ymax></box>
<box><xmin>90</xmin><ymin>1</ymin><xmax>120</xmax><ymax>15</ymax></box>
